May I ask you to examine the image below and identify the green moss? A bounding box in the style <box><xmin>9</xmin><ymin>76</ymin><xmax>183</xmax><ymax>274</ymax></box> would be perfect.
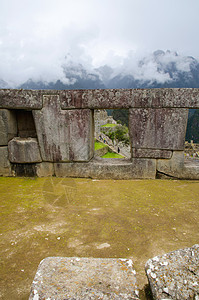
<box><xmin>102</xmin><ymin>151</ymin><xmax>124</xmax><ymax>158</ymax></box>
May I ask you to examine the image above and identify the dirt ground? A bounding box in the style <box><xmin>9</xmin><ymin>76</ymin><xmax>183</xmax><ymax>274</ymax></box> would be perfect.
<box><xmin>0</xmin><ymin>177</ymin><xmax>199</xmax><ymax>299</ymax></box>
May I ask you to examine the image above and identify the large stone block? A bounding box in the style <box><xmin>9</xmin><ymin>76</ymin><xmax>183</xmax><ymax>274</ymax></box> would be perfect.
<box><xmin>129</xmin><ymin>108</ymin><xmax>188</xmax><ymax>150</ymax></box>
<box><xmin>33</xmin><ymin>95</ymin><xmax>94</xmax><ymax>162</ymax></box>
<box><xmin>60</xmin><ymin>89</ymin><xmax>132</xmax><ymax>109</ymax></box>
<box><xmin>0</xmin><ymin>109</ymin><xmax>17</xmax><ymax>145</ymax></box>
<box><xmin>133</xmin><ymin>88</ymin><xmax>199</xmax><ymax>108</ymax></box>
<box><xmin>8</xmin><ymin>137</ymin><xmax>42</xmax><ymax>163</ymax></box>
<box><xmin>29</xmin><ymin>257</ymin><xmax>139</xmax><ymax>299</ymax></box>
<box><xmin>145</xmin><ymin>244</ymin><xmax>199</xmax><ymax>300</ymax></box>
<box><xmin>0</xmin><ymin>89</ymin><xmax>42</xmax><ymax>109</ymax></box>
<box><xmin>0</xmin><ymin>147</ymin><xmax>12</xmax><ymax>176</ymax></box>
<box><xmin>55</xmin><ymin>157</ymin><xmax>156</xmax><ymax>179</ymax></box>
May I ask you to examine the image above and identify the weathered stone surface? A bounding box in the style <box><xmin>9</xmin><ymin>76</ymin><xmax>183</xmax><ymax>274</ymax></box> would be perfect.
<box><xmin>182</xmin><ymin>158</ymin><xmax>199</xmax><ymax>179</ymax></box>
<box><xmin>33</xmin><ymin>95</ymin><xmax>93</xmax><ymax>162</ymax></box>
<box><xmin>157</xmin><ymin>152</ymin><xmax>199</xmax><ymax>179</ymax></box>
<box><xmin>131</xmin><ymin>158</ymin><xmax>156</xmax><ymax>179</ymax></box>
<box><xmin>132</xmin><ymin>148</ymin><xmax>172</xmax><ymax>159</ymax></box>
<box><xmin>129</xmin><ymin>108</ymin><xmax>188</xmax><ymax>150</ymax></box>
<box><xmin>60</xmin><ymin>89</ymin><xmax>133</xmax><ymax>109</ymax></box>
<box><xmin>29</xmin><ymin>257</ymin><xmax>139</xmax><ymax>300</ymax></box>
<box><xmin>157</xmin><ymin>151</ymin><xmax>185</xmax><ymax>178</ymax></box>
<box><xmin>0</xmin><ymin>89</ymin><xmax>42</xmax><ymax>109</ymax></box>
<box><xmin>133</xmin><ymin>88</ymin><xmax>199</xmax><ymax>108</ymax></box>
<box><xmin>36</xmin><ymin>162</ymin><xmax>54</xmax><ymax>177</ymax></box>
<box><xmin>8</xmin><ymin>137</ymin><xmax>42</xmax><ymax>163</ymax></box>
<box><xmin>68</xmin><ymin>109</ymin><xmax>94</xmax><ymax>161</ymax></box>
<box><xmin>145</xmin><ymin>244</ymin><xmax>199</xmax><ymax>300</ymax></box>
<box><xmin>0</xmin><ymin>109</ymin><xmax>17</xmax><ymax>145</ymax></box>
<box><xmin>55</xmin><ymin>157</ymin><xmax>156</xmax><ymax>179</ymax></box>
<box><xmin>0</xmin><ymin>146</ymin><xmax>12</xmax><ymax>176</ymax></box>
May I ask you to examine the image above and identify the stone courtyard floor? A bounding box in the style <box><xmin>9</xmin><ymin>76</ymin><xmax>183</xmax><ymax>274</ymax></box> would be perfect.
<box><xmin>0</xmin><ymin>177</ymin><xmax>199</xmax><ymax>299</ymax></box>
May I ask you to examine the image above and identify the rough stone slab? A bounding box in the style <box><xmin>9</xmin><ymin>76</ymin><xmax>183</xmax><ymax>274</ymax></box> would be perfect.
<box><xmin>0</xmin><ymin>109</ymin><xmax>17</xmax><ymax>145</ymax></box>
<box><xmin>181</xmin><ymin>158</ymin><xmax>199</xmax><ymax>179</ymax></box>
<box><xmin>55</xmin><ymin>157</ymin><xmax>156</xmax><ymax>179</ymax></box>
<box><xmin>145</xmin><ymin>244</ymin><xmax>199</xmax><ymax>300</ymax></box>
<box><xmin>0</xmin><ymin>89</ymin><xmax>42</xmax><ymax>109</ymax></box>
<box><xmin>0</xmin><ymin>146</ymin><xmax>12</xmax><ymax>176</ymax></box>
<box><xmin>8</xmin><ymin>137</ymin><xmax>42</xmax><ymax>163</ymax></box>
<box><xmin>35</xmin><ymin>162</ymin><xmax>54</xmax><ymax>177</ymax></box>
<box><xmin>29</xmin><ymin>257</ymin><xmax>139</xmax><ymax>300</ymax></box>
<box><xmin>129</xmin><ymin>108</ymin><xmax>188</xmax><ymax>150</ymax></box>
<box><xmin>33</xmin><ymin>95</ymin><xmax>93</xmax><ymax>162</ymax></box>
<box><xmin>60</xmin><ymin>89</ymin><xmax>133</xmax><ymax>109</ymax></box>
<box><xmin>133</xmin><ymin>88</ymin><xmax>199</xmax><ymax>108</ymax></box>
<box><xmin>132</xmin><ymin>148</ymin><xmax>172</xmax><ymax>159</ymax></box>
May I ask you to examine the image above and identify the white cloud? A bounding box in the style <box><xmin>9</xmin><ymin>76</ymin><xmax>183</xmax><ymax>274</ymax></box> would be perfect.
<box><xmin>0</xmin><ymin>0</ymin><xmax>198</xmax><ymax>85</ymax></box>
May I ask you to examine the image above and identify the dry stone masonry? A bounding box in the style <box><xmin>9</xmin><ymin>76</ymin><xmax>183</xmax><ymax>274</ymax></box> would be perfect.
<box><xmin>0</xmin><ymin>88</ymin><xmax>199</xmax><ymax>179</ymax></box>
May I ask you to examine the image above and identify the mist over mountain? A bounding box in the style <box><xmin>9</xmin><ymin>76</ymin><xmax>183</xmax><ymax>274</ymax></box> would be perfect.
<box><xmin>1</xmin><ymin>50</ymin><xmax>199</xmax><ymax>90</ymax></box>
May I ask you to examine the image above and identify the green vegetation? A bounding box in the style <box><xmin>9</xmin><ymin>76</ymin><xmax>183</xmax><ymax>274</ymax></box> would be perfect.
<box><xmin>101</xmin><ymin>123</ymin><xmax>117</xmax><ymax>128</ymax></box>
<box><xmin>103</xmin><ymin>124</ymin><xmax>130</xmax><ymax>146</ymax></box>
<box><xmin>94</xmin><ymin>141</ymin><xmax>106</xmax><ymax>150</ymax></box>
<box><xmin>112</xmin><ymin>109</ymin><xmax>129</xmax><ymax>127</ymax></box>
<box><xmin>102</xmin><ymin>151</ymin><xmax>124</xmax><ymax>158</ymax></box>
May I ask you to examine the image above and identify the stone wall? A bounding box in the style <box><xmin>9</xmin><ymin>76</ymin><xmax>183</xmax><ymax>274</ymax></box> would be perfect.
<box><xmin>0</xmin><ymin>88</ymin><xmax>199</xmax><ymax>179</ymax></box>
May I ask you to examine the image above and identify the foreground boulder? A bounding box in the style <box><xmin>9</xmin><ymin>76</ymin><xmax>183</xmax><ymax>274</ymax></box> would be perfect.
<box><xmin>145</xmin><ymin>244</ymin><xmax>199</xmax><ymax>299</ymax></box>
<box><xmin>29</xmin><ymin>257</ymin><xmax>139</xmax><ymax>299</ymax></box>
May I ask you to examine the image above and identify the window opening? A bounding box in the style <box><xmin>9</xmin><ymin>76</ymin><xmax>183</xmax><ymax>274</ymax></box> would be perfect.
<box><xmin>185</xmin><ymin>108</ymin><xmax>199</xmax><ymax>159</ymax></box>
<box><xmin>94</xmin><ymin>109</ymin><xmax>131</xmax><ymax>159</ymax></box>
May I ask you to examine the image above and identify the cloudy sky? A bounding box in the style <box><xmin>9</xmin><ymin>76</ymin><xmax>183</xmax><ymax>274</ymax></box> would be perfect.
<box><xmin>0</xmin><ymin>0</ymin><xmax>199</xmax><ymax>85</ymax></box>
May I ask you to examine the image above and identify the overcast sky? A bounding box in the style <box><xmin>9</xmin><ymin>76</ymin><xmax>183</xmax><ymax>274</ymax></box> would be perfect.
<box><xmin>0</xmin><ymin>0</ymin><xmax>199</xmax><ymax>85</ymax></box>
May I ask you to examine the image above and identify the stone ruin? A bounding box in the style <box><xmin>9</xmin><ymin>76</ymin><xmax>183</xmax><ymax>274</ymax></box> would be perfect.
<box><xmin>0</xmin><ymin>88</ymin><xmax>199</xmax><ymax>179</ymax></box>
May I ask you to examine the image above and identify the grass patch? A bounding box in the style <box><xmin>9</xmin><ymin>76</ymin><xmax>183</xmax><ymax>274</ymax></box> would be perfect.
<box><xmin>95</xmin><ymin>141</ymin><xmax>106</xmax><ymax>150</ymax></box>
<box><xmin>101</xmin><ymin>123</ymin><xmax>117</xmax><ymax>128</ymax></box>
<box><xmin>102</xmin><ymin>151</ymin><xmax>124</xmax><ymax>158</ymax></box>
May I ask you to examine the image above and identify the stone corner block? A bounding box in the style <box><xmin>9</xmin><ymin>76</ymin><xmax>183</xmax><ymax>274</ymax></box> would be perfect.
<box><xmin>29</xmin><ymin>257</ymin><xmax>139</xmax><ymax>300</ymax></box>
<box><xmin>36</xmin><ymin>162</ymin><xmax>54</xmax><ymax>177</ymax></box>
<box><xmin>0</xmin><ymin>109</ymin><xmax>17</xmax><ymax>145</ymax></box>
<box><xmin>8</xmin><ymin>137</ymin><xmax>42</xmax><ymax>163</ymax></box>
<box><xmin>145</xmin><ymin>244</ymin><xmax>199</xmax><ymax>300</ymax></box>
<box><xmin>157</xmin><ymin>151</ymin><xmax>185</xmax><ymax>177</ymax></box>
<box><xmin>0</xmin><ymin>146</ymin><xmax>12</xmax><ymax>176</ymax></box>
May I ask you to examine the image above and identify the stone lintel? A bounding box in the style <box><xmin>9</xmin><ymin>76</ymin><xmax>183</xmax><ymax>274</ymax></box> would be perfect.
<box><xmin>0</xmin><ymin>89</ymin><xmax>42</xmax><ymax>109</ymax></box>
<box><xmin>145</xmin><ymin>244</ymin><xmax>199</xmax><ymax>300</ymax></box>
<box><xmin>0</xmin><ymin>109</ymin><xmax>17</xmax><ymax>145</ymax></box>
<box><xmin>29</xmin><ymin>257</ymin><xmax>139</xmax><ymax>300</ymax></box>
<box><xmin>60</xmin><ymin>89</ymin><xmax>133</xmax><ymax>109</ymax></box>
<box><xmin>132</xmin><ymin>148</ymin><xmax>172</xmax><ymax>159</ymax></box>
<box><xmin>132</xmin><ymin>88</ymin><xmax>199</xmax><ymax>108</ymax></box>
<box><xmin>8</xmin><ymin>137</ymin><xmax>42</xmax><ymax>163</ymax></box>
<box><xmin>129</xmin><ymin>108</ymin><xmax>188</xmax><ymax>150</ymax></box>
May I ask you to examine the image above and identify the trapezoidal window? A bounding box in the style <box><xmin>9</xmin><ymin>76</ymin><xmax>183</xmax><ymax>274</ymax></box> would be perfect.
<box><xmin>94</xmin><ymin>109</ymin><xmax>131</xmax><ymax>159</ymax></box>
